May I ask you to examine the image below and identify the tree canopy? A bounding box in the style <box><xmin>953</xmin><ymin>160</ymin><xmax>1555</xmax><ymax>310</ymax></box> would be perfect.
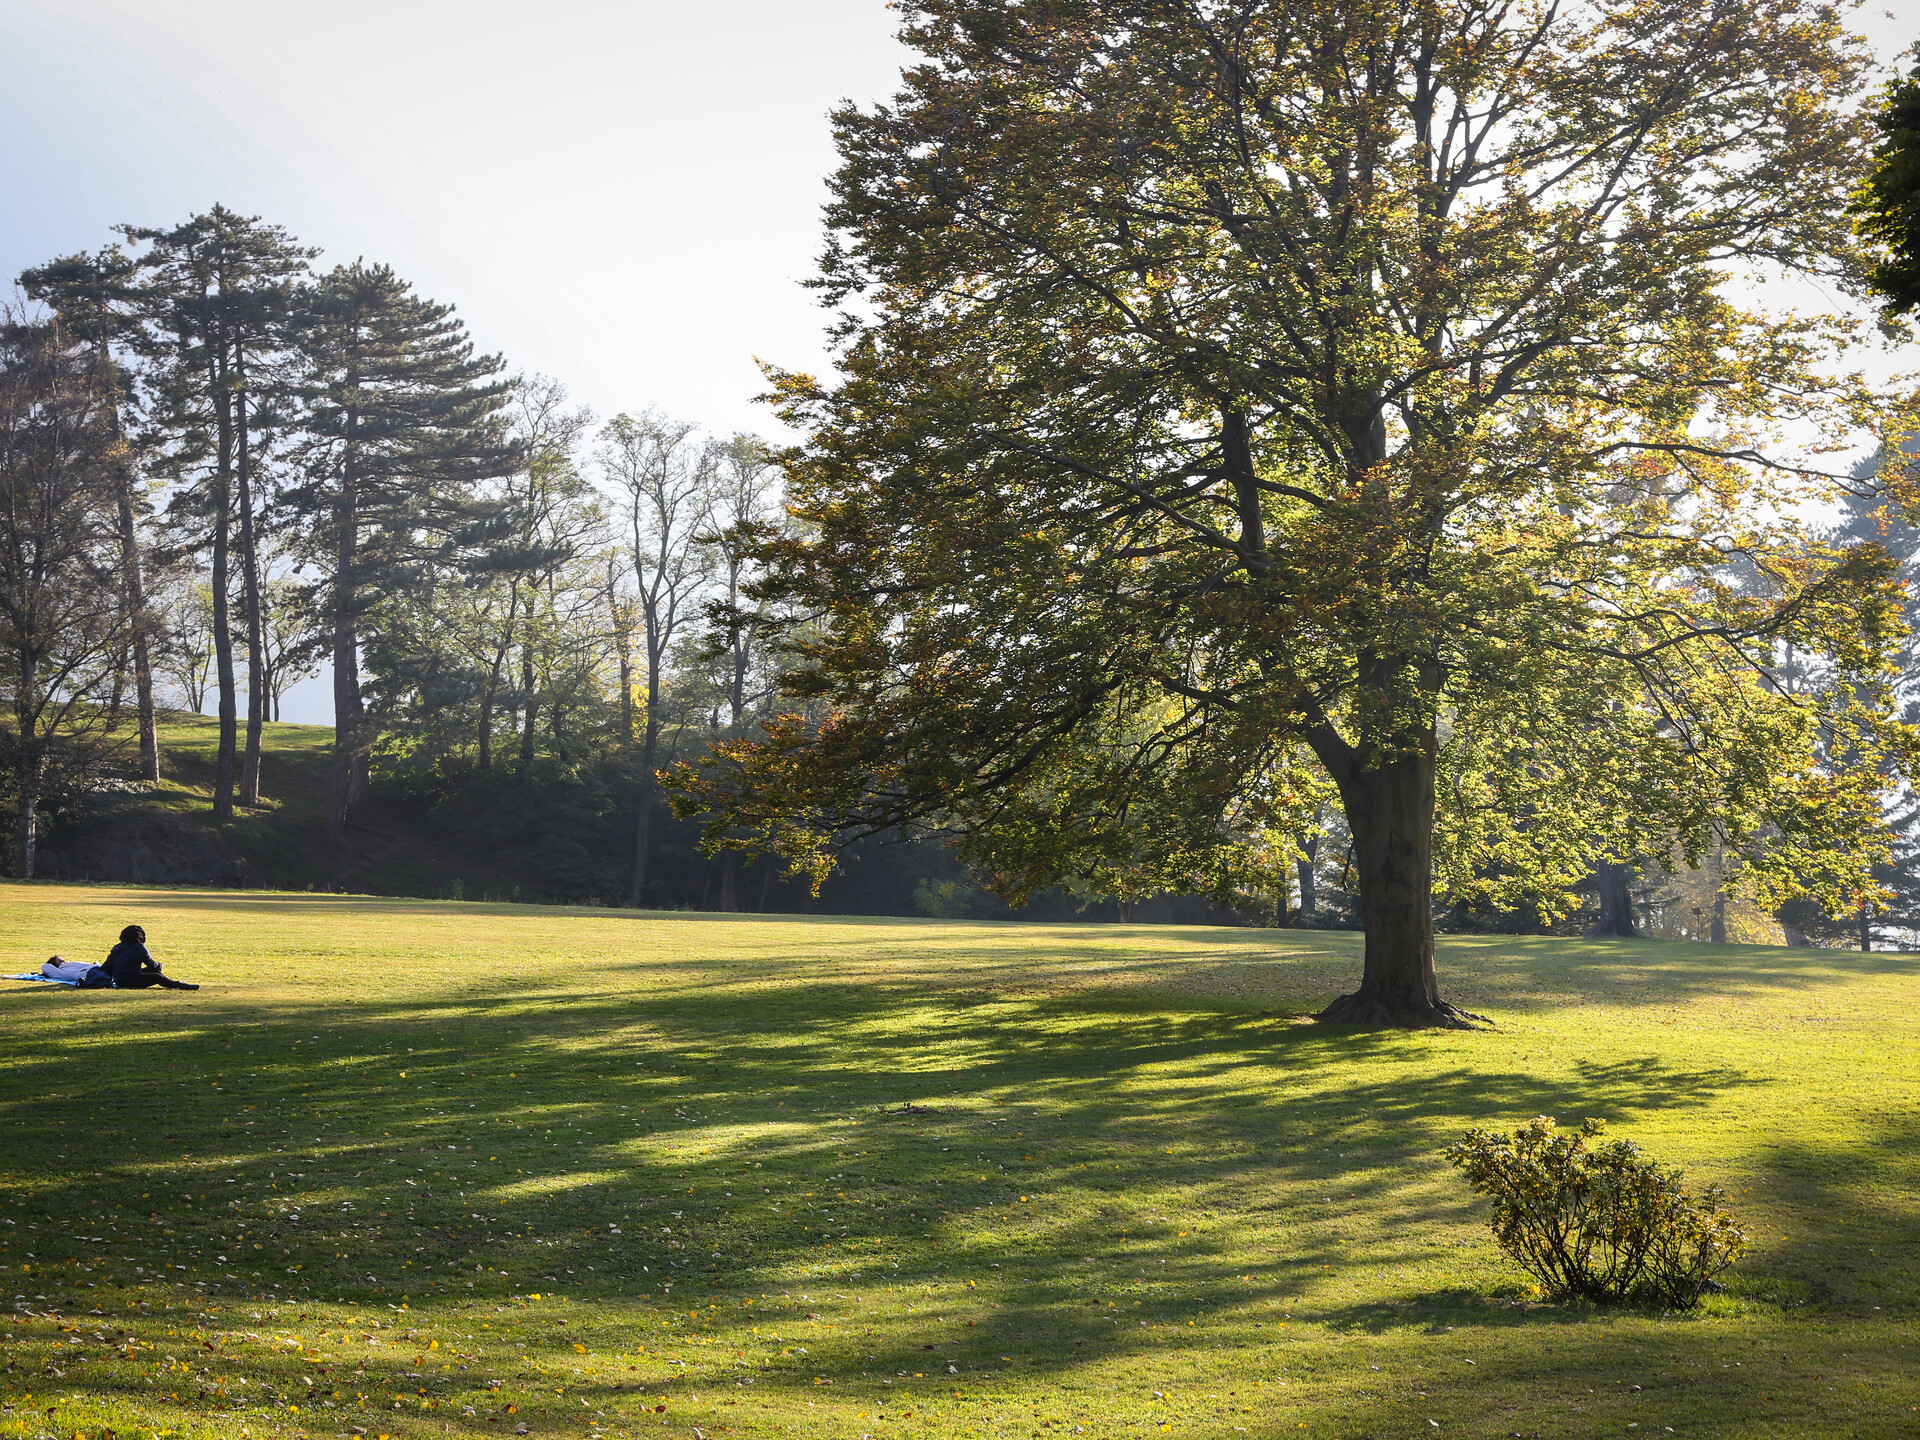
<box><xmin>1857</xmin><ymin>53</ymin><xmax>1920</xmax><ymax>316</ymax></box>
<box><xmin>678</xmin><ymin>0</ymin><xmax>1919</xmax><ymax>1025</ymax></box>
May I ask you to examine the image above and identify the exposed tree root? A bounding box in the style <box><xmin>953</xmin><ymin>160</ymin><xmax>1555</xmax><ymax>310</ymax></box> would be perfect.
<box><xmin>1314</xmin><ymin>989</ymin><xmax>1490</xmax><ymax>1030</ymax></box>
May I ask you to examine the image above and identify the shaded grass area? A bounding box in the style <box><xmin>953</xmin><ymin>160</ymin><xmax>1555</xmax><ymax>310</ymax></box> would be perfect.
<box><xmin>120</xmin><ymin>714</ymin><xmax>508</xmax><ymax>897</ymax></box>
<box><xmin>1</xmin><ymin>883</ymin><xmax>1916</xmax><ymax>1440</ymax></box>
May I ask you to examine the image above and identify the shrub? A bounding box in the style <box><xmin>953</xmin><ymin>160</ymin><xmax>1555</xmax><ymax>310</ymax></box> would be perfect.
<box><xmin>1446</xmin><ymin>1116</ymin><xmax>1748</xmax><ymax>1307</ymax></box>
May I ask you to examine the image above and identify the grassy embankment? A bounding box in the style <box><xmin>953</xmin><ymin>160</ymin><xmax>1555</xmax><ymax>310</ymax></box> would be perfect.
<box><xmin>108</xmin><ymin>713</ymin><xmax>503</xmax><ymax>898</ymax></box>
<box><xmin>1</xmin><ymin>883</ymin><xmax>1916</xmax><ymax>1439</ymax></box>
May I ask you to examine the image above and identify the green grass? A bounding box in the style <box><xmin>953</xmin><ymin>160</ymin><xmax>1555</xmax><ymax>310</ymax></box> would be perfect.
<box><xmin>1</xmin><ymin>884</ymin><xmax>1916</xmax><ymax>1440</ymax></box>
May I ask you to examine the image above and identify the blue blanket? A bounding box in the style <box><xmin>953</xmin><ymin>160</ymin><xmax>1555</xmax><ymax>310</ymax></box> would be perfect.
<box><xmin>3</xmin><ymin>972</ymin><xmax>79</xmax><ymax>986</ymax></box>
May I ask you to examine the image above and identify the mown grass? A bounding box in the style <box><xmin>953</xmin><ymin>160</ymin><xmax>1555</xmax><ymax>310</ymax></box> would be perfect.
<box><xmin>1</xmin><ymin>883</ymin><xmax>1916</xmax><ymax>1440</ymax></box>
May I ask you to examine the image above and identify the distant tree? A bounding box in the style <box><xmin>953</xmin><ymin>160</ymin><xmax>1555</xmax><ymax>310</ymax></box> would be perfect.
<box><xmin>694</xmin><ymin>435</ymin><xmax>785</xmax><ymax>911</ymax></box>
<box><xmin>1587</xmin><ymin>863</ymin><xmax>1640</xmax><ymax>939</ymax></box>
<box><xmin>679</xmin><ymin>0</ymin><xmax>1913</xmax><ymax>1026</ymax></box>
<box><xmin>259</xmin><ymin>568</ymin><xmax>323</xmax><ymax>721</ymax></box>
<box><xmin>1857</xmin><ymin>55</ymin><xmax>1920</xmax><ymax>316</ymax></box>
<box><xmin>598</xmin><ymin>411</ymin><xmax>714</xmax><ymax>906</ymax></box>
<box><xmin>495</xmin><ymin>377</ymin><xmax>600</xmax><ymax>771</ymax></box>
<box><xmin>17</xmin><ymin>245</ymin><xmax>162</xmax><ymax>782</ymax></box>
<box><xmin>128</xmin><ymin>206</ymin><xmax>313</xmax><ymax>813</ymax></box>
<box><xmin>0</xmin><ymin>316</ymin><xmax>128</xmax><ymax>876</ymax></box>
<box><xmin>290</xmin><ymin>261</ymin><xmax>516</xmax><ymax>838</ymax></box>
<box><xmin>152</xmin><ymin>574</ymin><xmax>218</xmax><ymax>714</ymax></box>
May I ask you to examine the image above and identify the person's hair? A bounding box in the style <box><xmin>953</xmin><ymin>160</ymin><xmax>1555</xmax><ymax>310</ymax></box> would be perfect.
<box><xmin>119</xmin><ymin>924</ymin><xmax>146</xmax><ymax>944</ymax></box>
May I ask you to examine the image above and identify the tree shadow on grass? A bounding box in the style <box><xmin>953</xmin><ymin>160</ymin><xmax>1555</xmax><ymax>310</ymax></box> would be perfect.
<box><xmin>0</xmin><ymin>976</ymin><xmax>1765</xmax><ymax>1322</ymax></box>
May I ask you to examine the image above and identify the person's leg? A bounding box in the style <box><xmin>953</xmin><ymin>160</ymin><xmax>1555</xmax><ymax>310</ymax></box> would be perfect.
<box><xmin>116</xmin><ymin>972</ymin><xmax>197</xmax><ymax>990</ymax></box>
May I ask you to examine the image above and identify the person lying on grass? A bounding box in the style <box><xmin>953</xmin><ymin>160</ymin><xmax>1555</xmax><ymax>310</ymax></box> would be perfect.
<box><xmin>104</xmin><ymin>925</ymin><xmax>199</xmax><ymax>990</ymax></box>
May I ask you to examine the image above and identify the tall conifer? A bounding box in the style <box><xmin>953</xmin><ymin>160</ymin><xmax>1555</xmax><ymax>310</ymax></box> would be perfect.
<box><xmin>127</xmin><ymin>207</ymin><xmax>311</xmax><ymax>815</ymax></box>
<box><xmin>291</xmin><ymin>261</ymin><xmax>516</xmax><ymax>839</ymax></box>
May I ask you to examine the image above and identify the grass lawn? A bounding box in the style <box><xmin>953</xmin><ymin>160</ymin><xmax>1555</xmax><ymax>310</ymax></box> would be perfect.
<box><xmin>1</xmin><ymin>883</ymin><xmax>1916</xmax><ymax>1440</ymax></box>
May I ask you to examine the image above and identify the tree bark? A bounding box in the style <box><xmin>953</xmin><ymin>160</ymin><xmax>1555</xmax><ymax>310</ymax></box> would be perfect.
<box><xmin>13</xmin><ymin>650</ymin><xmax>37</xmax><ymax>878</ymax></box>
<box><xmin>1586</xmin><ymin>861</ymin><xmax>1638</xmax><ymax>938</ymax></box>
<box><xmin>1313</xmin><ymin>737</ymin><xmax>1483</xmax><ymax>1028</ymax></box>
<box><xmin>327</xmin><ymin>403</ymin><xmax>363</xmax><ymax>840</ymax></box>
<box><xmin>718</xmin><ymin>850</ymin><xmax>738</xmax><ymax>912</ymax></box>
<box><xmin>16</xmin><ymin>794</ymin><xmax>35</xmax><ymax>880</ymax></box>
<box><xmin>610</xmin><ymin>558</ymin><xmax>634</xmax><ymax>744</ymax></box>
<box><xmin>625</xmin><ymin>633</ymin><xmax>664</xmax><ymax>907</ymax></box>
<box><xmin>235</xmin><ymin>364</ymin><xmax>266</xmax><ymax>807</ymax></box>
<box><xmin>210</xmin><ymin>368</ymin><xmax>237</xmax><ymax>821</ymax></box>
<box><xmin>1297</xmin><ymin>829</ymin><xmax>1319</xmax><ymax>921</ymax></box>
<box><xmin>519</xmin><ymin>639</ymin><xmax>538</xmax><ymax>768</ymax></box>
<box><xmin>103</xmin><ymin>364</ymin><xmax>159</xmax><ymax>782</ymax></box>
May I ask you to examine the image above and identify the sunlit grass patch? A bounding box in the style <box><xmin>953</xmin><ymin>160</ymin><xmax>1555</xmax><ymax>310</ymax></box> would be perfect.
<box><xmin>0</xmin><ymin>881</ymin><xmax>1916</xmax><ymax>1439</ymax></box>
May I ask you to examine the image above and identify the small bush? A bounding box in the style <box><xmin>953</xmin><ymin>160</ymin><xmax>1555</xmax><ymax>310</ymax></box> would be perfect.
<box><xmin>1446</xmin><ymin>1116</ymin><xmax>1748</xmax><ymax>1308</ymax></box>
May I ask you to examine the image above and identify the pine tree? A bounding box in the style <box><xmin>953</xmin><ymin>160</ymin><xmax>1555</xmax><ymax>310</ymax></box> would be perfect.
<box><xmin>290</xmin><ymin>261</ymin><xmax>516</xmax><ymax>839</ymax></box>
<box><xmin>126</xmin><ymin>207</ymin><xmax>312</xmax><ymax>816</ymax></box>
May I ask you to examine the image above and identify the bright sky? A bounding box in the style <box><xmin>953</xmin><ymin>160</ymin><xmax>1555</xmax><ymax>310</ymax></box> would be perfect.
<box><xmin>0</xmin><ymin>0</ymin><xmax>911</xmax><ymax>439</ymax></box>
<box><xmin>2</xmin><ymin>1</ymin><xmax>1911</xmax><ymax>724</ymax></box>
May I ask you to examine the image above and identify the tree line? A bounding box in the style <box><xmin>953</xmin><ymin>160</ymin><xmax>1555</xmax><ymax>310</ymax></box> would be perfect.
<box><xmin>1</xmin><ymin>209</ymin><xmax>806</xmax><ymax>908</ymax></box>
<box><xmin>9</xmin><ymin>8</ymin><xmax>1920</xmax><ymax>983</ymax></box>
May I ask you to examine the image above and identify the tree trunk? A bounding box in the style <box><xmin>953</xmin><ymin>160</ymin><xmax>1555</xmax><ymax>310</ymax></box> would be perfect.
<box><xmin>327</xmin><ymin>405</ymin><xmax>363</xmax><ymax>840</ymax></box>
<box><xmin>519</xmin><ymin>643</ymin><xmax>537</xmax><ymax>768</ymax></box>
<box><xmin>1860</xmin><ymin>900</ymin><xmax>1872</xmax><ymax>952</ymax></box>
<box><xmin>610</xmin><ymin>558</ymin><xmax>634</xmax><ymax>743</ymax></box>
<box><xmin>1586</xmin><ymin>861</ymin><xmax>1638</xmax><ymax>938</ymax></box>
<box><xmin>1710</xmin><ymin>890</ymin><xmax>1727</xmax><ymax>945</ymax></box>
<box><xmin>625</xmin><ymin>643</ymin><xmax>663</xmax><ymax>908</ymax></box>
<box><xmin>209</xmin><ymin>366</ymin><xmax>238</xmax><ymax>820</ymax></box>
<box><xmin>758</xmin><ymin>856</ymin><xmax>774</xmax><ymax>913</ymax></box>
<box><xmin>1297</xmin><ymin>829</ymin><xmax>1319</xmax><ymax>921</ymax></box>
<box><xmin>16</xmin><ymin>794</ymin><xmax>36</xmax><ymax>880</ymax></box>
<box><xmin>235</xmin><ymin>369</ymin><xmax>266</xmax><ymax>807</ymax></box>
<box><xmin>107</xmin><ymin>418</ymin><xmax>159</xmax><ymax>782</ymax></box>
<box><xmin>1315</xmin><ymin>741</ymin><xmax>1482</xmax><ymax>1028</ymax></box>
<box><xmin>718</xmin><ymin>850</ymin><xmax>738</xmax><ymax>912</ymax></box>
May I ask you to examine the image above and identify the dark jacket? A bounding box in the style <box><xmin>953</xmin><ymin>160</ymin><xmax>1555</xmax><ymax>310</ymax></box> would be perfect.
<box><xmin>104</xmin><ymin>940</ymin><xmax>161</xmax><ymax>986</ymax></box>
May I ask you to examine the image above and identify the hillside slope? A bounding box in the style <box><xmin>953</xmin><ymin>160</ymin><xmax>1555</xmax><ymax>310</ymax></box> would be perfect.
<box><xmin>39</xmin><ymin>712</ymin><xmax>517</xmax><ymax>899</ymax></box>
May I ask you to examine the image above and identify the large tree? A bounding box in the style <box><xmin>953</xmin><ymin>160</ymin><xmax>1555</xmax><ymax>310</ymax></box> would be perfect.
<box><xmin>291</xmin><ymin>261</ymin><xmax>516</xmax><ymax>839</ymax></box>
<box><xmin>0</xmin><ymin>316</ymin><xmax>129</xmax><ymax>876</ymax></box>
<box><xmin>17</xmin><ymin>246</ymin><xmax>162</xmax><ymax>784</ymax></box>
<box><xmin>679</xmin><ymin>0</ymin><xmax>1915</xmax><ymax>1025</ymax></box>
<box><xmin>598</xmin><ymin>411</ymin><xmax>715</xmax><ymax>907</ymax></box>
<box><xmin>130</xmin><ymin>207</ymin><xmax>311</xmax><ymax>815</ymax></box>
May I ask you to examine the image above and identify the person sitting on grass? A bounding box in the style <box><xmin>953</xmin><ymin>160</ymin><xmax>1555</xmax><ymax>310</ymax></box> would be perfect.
<box><xmin>104</xmin><ymin>925</ymin><xmax>199</xmax><ymax>990</ymax></box>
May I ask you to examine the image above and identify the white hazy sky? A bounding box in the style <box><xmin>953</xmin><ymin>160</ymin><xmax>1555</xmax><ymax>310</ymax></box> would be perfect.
<box><xmin>3</xmin><ymin>1</ymin><xmax>1912</xmax><ymax>722</ymax></box>
<box><xmin>1</xmin><ymin>0</ymin><xmax>912</xmax><ymax>438</ymax></box>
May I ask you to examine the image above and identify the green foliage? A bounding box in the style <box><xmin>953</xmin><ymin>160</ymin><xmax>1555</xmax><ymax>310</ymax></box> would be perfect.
<box><xmin>1447</xmin><ymin>1117</ymin><xmax>1748</xmax><ymax>1309</ymax></box>
<box><xmin>1855</xmin><ymin>58</ymin><xmax>1920</xmax><ymax>316</ymax></box>
<box><xmin>679</xmin><ymin>0</ymin><xmax>1916</xmax><ymax>1019</ymax></box>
